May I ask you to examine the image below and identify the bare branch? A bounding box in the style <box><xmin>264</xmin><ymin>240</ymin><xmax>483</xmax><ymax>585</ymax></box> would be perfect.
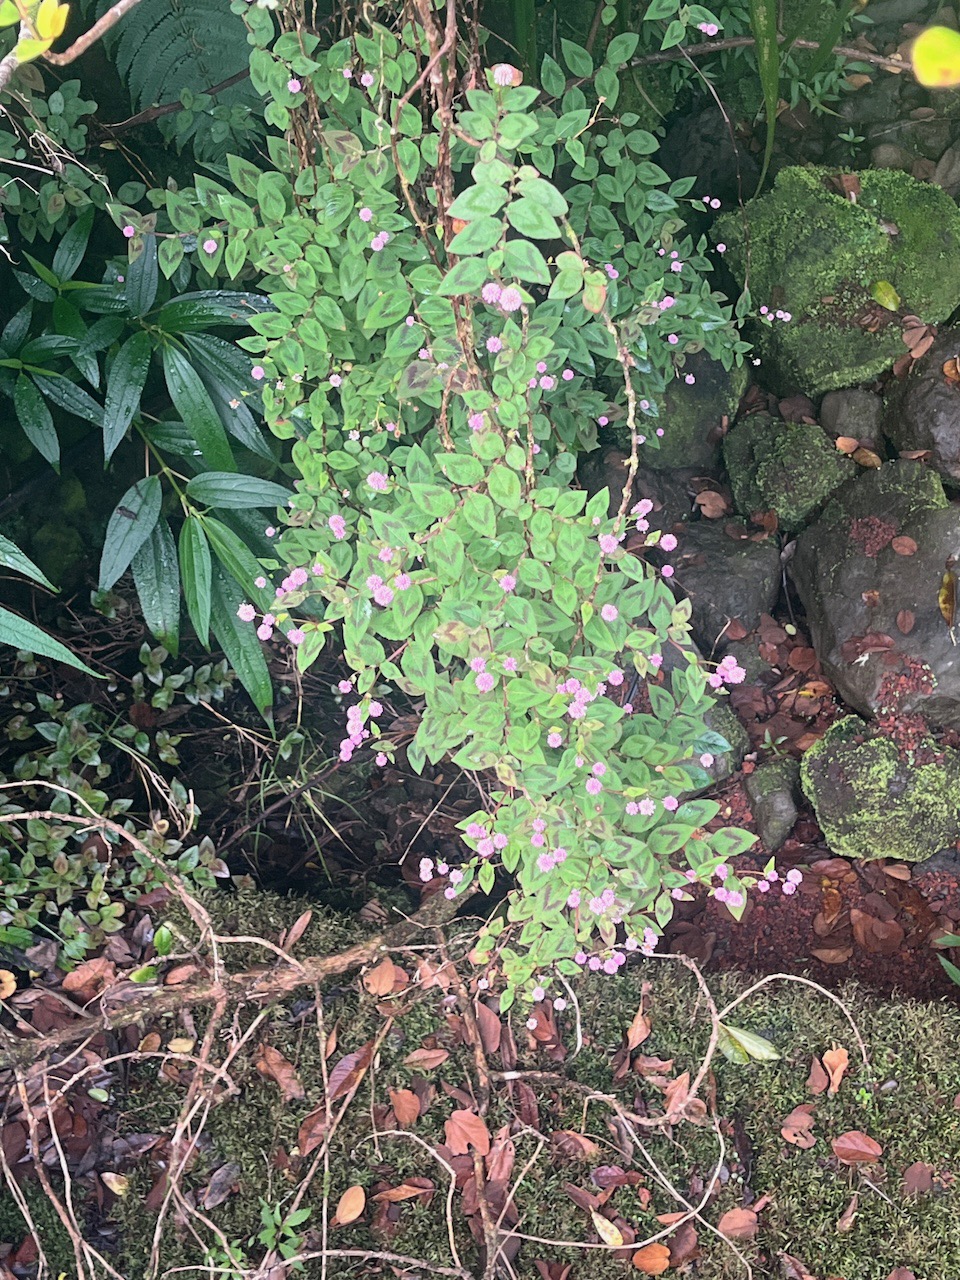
<box><xmin>44</xmin><ymin>0</ymin><xmax>145</xmax><ymax>65</ymax></box>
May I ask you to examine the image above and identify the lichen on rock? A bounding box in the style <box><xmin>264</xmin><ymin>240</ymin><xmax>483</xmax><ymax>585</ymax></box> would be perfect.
<box><xmin>800</xmin><ymin>715</ymin><xmax>960</xmax><ymax>862</ymax></box>
<box><xmin>715</xmin><ymin>166</ymin><xmax>960</xmax><ymax>393</ymax></box>
<box><xmin>723</xmin><ymin>412</ymin><xmax>852</xmax><ymax>530</ymax></box>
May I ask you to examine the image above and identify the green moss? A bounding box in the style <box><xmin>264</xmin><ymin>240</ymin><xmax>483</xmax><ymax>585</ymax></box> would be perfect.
<box><xmin>715</xmin><ymin>167</ymin><xmax>960</xmax><ymax>393</ymax></box>
<box><xmin>800</xmin><ymin>715</ymin><xmax>960</xmax><ymax>862</ymax></box>
<box><xmin>614</xmin><ymin>353</ymin><xmax>748</xmax><ymax>472</ymax></box>
<box><xmin>724</xmin><ymin>413</ymin><xmax>853</xmax><ymax>529</ymax></box>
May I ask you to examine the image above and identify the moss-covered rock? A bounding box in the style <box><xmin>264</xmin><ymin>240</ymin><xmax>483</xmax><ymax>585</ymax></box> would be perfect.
<box><xmin>723</xmin><ymin>412</ymin><xmax>853</xmax><ymax>529</ymax></box>
<box><xmin>745</xmin><ymin>756</ymin><xmax>800</xmax><ymax>852</ymax></box>
<box><xmin>800</xmin><ymin>715</ymin><xmax>960</xmax><ymax>862</ymax></box>
<box><xmin>613</xmin><ymin>351</ymin><xmax>747</xmax><ymax>472</ymax></box>
<box><xmin>715</xmin><ymin>166</ymin><xmax>960</xmax><ymax>393</ymax></box>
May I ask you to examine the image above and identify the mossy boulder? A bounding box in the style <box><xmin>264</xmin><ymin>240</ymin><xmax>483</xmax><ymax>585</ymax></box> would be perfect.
<box><xmin>715</xmin><ymin>166</ymin><xmax>960</xmax><ymax>394</ymax></box>
<box><xmin>745</xmin><ymin>756</ymin><xmax>799</xmax><ymax>852</ymax></box>
<box><xmin>800</xmin><ymin>715</ymin><xmax>960</xmax><ymax>862</ymax></box>
<box><xmin>723</xmin><ymin>412</ymin><xmax>853</xmax><ymax>529</ymax></box>
<box><xmin>613</xmin><ymin>351</ymin><xmax>747</xmax><ymax>472</ymax></box>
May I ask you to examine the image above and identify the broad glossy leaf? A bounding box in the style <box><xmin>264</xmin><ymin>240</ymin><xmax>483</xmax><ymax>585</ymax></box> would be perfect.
<box><xmin>0</xmin><ymin>604</ymin><xmax>99</xmax><ymax>675</ymax></box>
<box><xmin>103</xmin><ymin>331</ymin><xmax>152</xmax><ymax>461</ymax></box>
<box><xmin>0</xmin><ymin>532</ymin><xmax>55</xmax><ymax>589</ymax></box>
<box><xmin>14</xmin><ymin>374</ymin><xmax>59</xmax><ymax>468</ymax></box>
<box><xmin>209</xmin><ymin>561</ymin><xmax>272</xmax><ymax>721</ymax></box>
<box><xmin>185</xmin><ymin>472</ymin><xmax>292</xmax><ymax>509</ymax></box>
<box><xmin>162</xmin><ymin>344</ymin><xmax>235</xmax><ymax>471</ymax></box>
<box><xmin>183</xmin><ymin>332</ymin><xmax>272</xmax><ymax>461</ymax></box>
<box><xmin>179</xmin><ymin>517</ymin><xmax>212</xmax><ymax>646</ymax></box>
<box><xmin>156</xmin><ymin>291</ymin><xmax>274</xmax><ymax>334</ymax></box>
<box><xmin>132</xmin><ymin>518</ymin><xmax>180</xmax><ymax>656</ymax></box>
<box><xmin>98</xmin><ymin>476</ymin><xmax>162</xmax><ymax>591</ymax></box>
<box><xmin>126</xmin><ymin>234</ymin><xmax>159</xmax><ymax>317</ymax></box>
<box><xmin>52</xmin><ymin>207</ymin><xmax>94</xmax><ymax>282</ymax></box>
<box><xmin>31</xmin><ymin>373</ymin><xmax>104</xmax><ymax>428</ymax></box>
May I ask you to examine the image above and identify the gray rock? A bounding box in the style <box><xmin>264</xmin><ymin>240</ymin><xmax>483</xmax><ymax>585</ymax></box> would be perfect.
<box><xmin>659</xmin><ymin>641</ymin><xmax>748</xmax><ymax>792</ymax></box>
<box><xmin>934</xmin><ymin>142</ymin><xmax>960</xmax><ymax>198</ymax></box>
<box><xmin>819</xmin><ymin>389</ymin><xmax>883</xmax><ymax>443</ymax></box>
<box><xmin>669</xmin><ymin>522</ymin><xmax>781</xmax><ymax>654</ymax></box>
<box><xmin>791</xmin><ymin>461</ymin><xmax>960</xmax><ymax>728</ymax></box>
<box><xmin>870</xmin><ymin>143</ymin><xmax>914</xmax><ymax>172</ymax></box>
<box><xmin>745</xmin><ymin>757</ymin><xmax>800</xmax><ymax>852</ymax></box>
<box><xmin>578</xmin><ymin>446</ymin><xmax>695</xmax><ymax>528</ymax></box>
<box><xmin>884</xmin><ymin>327</ymin><xmax>960</xmax><ymax>487</ymax></box>
<box><xmin>723</xmin><ymin>637</ymin><xmax>773</xmax><ymax>683</ymax></box>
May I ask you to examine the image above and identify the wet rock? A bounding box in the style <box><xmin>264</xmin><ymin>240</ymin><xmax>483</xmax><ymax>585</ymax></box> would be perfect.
<box><xmin>611</xmin><ymin>350</ymin><xmax>747</xmax><ymax>473</ymax></box>
<box><xmin>819</xmin><ymin>389</ymin><xmax>883</xmax><ymax>443</ymax></box>
<box><xmin>933</xmin><ymin>142</ymin><xmax>960</xmax><ymax>197</ymax></box>
<box><xmin>670</xmin><ymin>521</ymin><xmax>781</xmax><ymax>653</ymax></box>
<box><xmin>660</xmin><ymin>106</ymin><xmax>759</xmax><ymax>206</ymax></box>
<box><xmin>883</xmin><ymin>326</ymin><xmax>960</xmax><ymax>487</ymax></box>
<box><xmin>578</xmin><ymin>446</ymin><xmax>694</xmax><ymax>528</ymax></box>
<box><xmin>714</xmin><ymin>167</ymin><xmax>960</xmax><ymax>393</ymax></box>
<box><xmin>660</xmin><ymin>642</ymin><xmax>748</xmax><ymax>791</ymax></box>
<box><xmin>724</xmin><ymin>412</ymin><xmax>853</xmax><ymax>530</ymax></box>
<box><xmin>800</xmin><ymin>715</ymin><xmax>960</xmax><ymax>862</ymax></box>
<box><xmin>870</xmin><ymin>143</ymin><xmax>914</xmax><ymax>172</ymax></box>
<box><xmin>745</xmin><ymin>757</ymin><xmax>800</xmax><ymax>852</ymax></box>
<box><xmin>791</xmin><ymin>460</ymin><xmax>960</xmax><ymax>727</ymax></box>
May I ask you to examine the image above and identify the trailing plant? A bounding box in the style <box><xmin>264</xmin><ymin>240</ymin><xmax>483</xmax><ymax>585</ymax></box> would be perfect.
<box><xmin>1</xmin><ymin>217</ymin><xmax>289</xmax><ymax>715</ymax></box>
<box><xmin>145</xmin><ymin>3</ymin><xmax>767</xmax><ymax>1005</ymax></box>
<box><xmin>0</xmin><ymin>645</ymin><xmax>230</xmax><ymax>959</ymax></box>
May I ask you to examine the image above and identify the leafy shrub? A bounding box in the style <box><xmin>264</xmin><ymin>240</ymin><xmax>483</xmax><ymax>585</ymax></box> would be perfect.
<box><xmin>142</xmin><ymin>6</ymin><xmax>763</xmax><ymax>1003</ymax></box>
<box><xmin>0</xmin><ymin>647</ymin><xmax>231</xmax><ymax>959</ymax></box>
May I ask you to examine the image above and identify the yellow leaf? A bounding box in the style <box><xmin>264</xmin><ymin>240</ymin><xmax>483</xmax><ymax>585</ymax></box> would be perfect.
<box><xmin>870</xmin><ymin>280</ymin><xmax>900</xmax><ymax>312</ymax></box>
<box><xmin>13</xmin><ymin>35</ymin><xmax>52</xmax><ymax>62</ymax></box>
<box><xmin>0</xmin><ymin>969</ymin><xmax>16</xmax><ymax>1000</ymax></box>
<box><xmin>591</xmin><ymin>1210</ymin><xmax>624</xmax><ymax>1248</ymax></box>
<box><xmin>101</xmin><ymin>1172</ymin><xmax>130</xmax><ymax>1196</ymax></box>
<box><xmin>167</xmin><ymin>1036</ymin><xmax>196</xmax><ymax>1054</ymax></box>
<box><xmin>912</xmin><ymin>25</ymin><xmax>960</xmax><ymax>88</ymax></box>
<box><xmin>35</xmin><ymin>0</ymin><xmax>67</xmax><ymax>38</ymax></box>
<box><xmin>0</xmin><ymin>0</ymin><xmax>20</xmax><ymax>27</ymax></box>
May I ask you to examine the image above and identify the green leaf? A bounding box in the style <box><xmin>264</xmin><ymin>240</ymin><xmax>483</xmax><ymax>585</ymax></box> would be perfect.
<box><xmin>560</xmin><ymin>38</ymin><xmax>593</xmax><ymax>78</ymax></box>
<box><xmin>447</xmin><ymin>217</ymin><xmax>504</xmax><ymax>255</ymax></box>
<box><xmin>463</xmin><ymin>491</ymin><xmax>497</xmax><ymax>538</ymax></box>
<box><xmin>506</xmin><ymin>201</ymin><xmax>560</xmax><ymax>242</ymax></box>
<box><xmin>709</xmin><ymin>827</ymin><xmax>758</xmax><ymax>858</ymax></box>
<box><xmin>162</xmin><ymin>344</ymin><xmax>235</xmax><ymax>471</ymax></box>
<box><xmin>156</xmin><ymin>291</ymin><xmax>274</xmax><ymax>334</ymax></box>
<box><xmin>52</xmin><ymin>207</ymin><xmax>94</xmax><ymax>282</ymax></box>
<box><xmin>132</xmin><ymin>518</ymin><xmax>180</xmax><ymax>657</ymax></box>
<box><xmin>0</xmin><ymin>605</ymin><xmax>100</xmax><ymax>675</ymax></box>
<box><xmin>644</xmin><ymin>0</ymin><xmax>677</xmax><ymax>16</ymax></box>
<box><xmin>185</xmin><ymin>472</ymin><xmax>292</xmax><ymax>509</ymax></box>
<box><xmin>504</xmin><ymin>239</ymin><xmax>551</xmax><ymax>285</ymax></box>
<box><xmin>940</xmin><ymin>954</ymin><xmax>960</xmax><ymax>988</ymax></box>
<box><xmin>447</xmin><ymin>185</ymin><xmax>508</xmax><ymax>220</ymax></box>
<box><xmin>0</xmin><ymin>532</ymin><xmax>56</xmax><ymax>590</ymax></box>
<box><xmin>487</xmin><ymin>464</ymin><xmax>521</xmax><ymax>510</ymax></box>
<box><xmin>362</xmin><ymin>285</ymin><xmax>413</xmax><ymax>332</ymax></box>
<box><xmin>30</xmin><ymin>374</ymin><xmax>103</xmax><ymax>428</ymax></box>
<box><xmin>605</xmin><ymin>31</ymin><xmax>639</xmax><ymax>64</ymax></box>
<box><xmin>438</xmin><ymin>258</ymin><xmax>489</xmax><ymax>296</ymax></box>
<box><xmin>98</xmin><ymin>476</ymin><xmax>163</xmax><ymax>591</ymax></box>
<box><xmin>717</xmin><ymin>1023</ymin><xmax>780</xmax><ymax>1064</ymax></box>
<box><xmin>126</xmin><ymin>234</ymin><xmax>159</xmax><ymax>317</ymax></box>
<box><xmin>870</xmin><ymin>280</ymin><xmax>900</xmax><ymax>311</ymax></box>
<box><xmin>210</xmin><ymin>561</ymin><xmax>272</xmax><ymax>722</ymax></box>
<box><xmin>182</xmin><ymin>331</ymin><xmax>273</xmax><ymax>463</ymax></box>
<box><xmin>540</xmin><ymin>53</ymin><xmax>567</xmax><ymax>97</ymax></box>
<box><xmin>103</xmin><ymin>331</ymin><xmax>153</xmax><ymax>461</ymax></box>
<box><xmin>179</xmin><ymin>517</ymin><xmax>212</xmax><ymax>647</ymax></box>
<box><xmin>748</xmin><ymin>0</ymin><xmax>780</xmax><ymax>191</ymax></box>
<box><xmin>14</xmin><ymin>375</ymin><xmax>59</xmax><ymax>469</ymax></box>
<box><xmin>202</xmin><ymin>516</ymin><xmax>264</xmax><ymax>598</ymax></box>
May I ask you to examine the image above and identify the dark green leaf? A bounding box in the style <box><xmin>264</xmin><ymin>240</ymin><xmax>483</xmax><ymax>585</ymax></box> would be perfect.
<box><xmin>749</xmin><ymin>0</ymin><xmax>780</xmax><ymax>190</ymax></box>
<box><xmin>2</xmin><ymin>301</ymin><xmax>32</xmax><ymax>353</ymax></box>
<box><xmin>14</xmin><ymin>375</ymin><xmax>59</xmax><ymax>469</ymax></box>
<box><xmin>438</xmin><ymin>258</ymin><xmax>489</xmax><ymax>296</ymax></box>
<box><xmin>179</xmin><ymin>517</ymin><xmax>212</xmax><ymax>647</ymax></box>
<box><xmin>156</xmin><ymin>291</ymin><xmax>274</xmax><ymax>334</ymax></box>
<box><xmin>103</xmin><ymin>330</ymin><xmax>153</xmax><ymax>461</ymax></box>
<box><xmin>132</xmin><ymin>518</ymin><xmax>180</xmax><ymax>656</ymax></box>
<box><xmin>185</xmin><ymin>472</ymin><xmax>291</xmax><ymax>509</ymax></box>
<box><xmin>98</xmin><ymin>476</ymin><xmax>163</xmax><ymax>591</ymax></box>
<box><xmin>162</xmin><ymin>344</ymin><xmax>235</xmax><ymax>471</ymax></box>
<box><xmin>560</xmin><ymin>38</ymin><xmax>593</xmax><ymax>78</ymax></box>
<box><xmin>32</xmin><ymin>373</ymin><xmax>104</xmax><ymax>428</ymax></box>
<box><xmin>52</xmin><ymin>207</ymin><xmax>94</xmax><ymax>282</ymax></box>
<box><xmin>0</xmin><ymin>605</ymin><xmax>100</xmax><ymax>675</ymax></box>
<box><xmin>126</xmin><ymin>234</ymin><xmax>159</xmax><ymax>317</ymax></box>
<box><xmin>209</xmin><ymin>561</ymin><xmax>272</xmax><ymax>722</ymax></box>
<box><xmin>0</xmin><ymin>532</ymin><xmax>56</xmax><ymax>590</ymax></box>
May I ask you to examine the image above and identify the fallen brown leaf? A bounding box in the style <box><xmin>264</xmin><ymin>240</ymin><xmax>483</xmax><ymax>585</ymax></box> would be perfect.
<box><xmin>666</xmin><ymin>1220</ymin><xmax>700</xmax><ymax>1266</ymax></box>
<box><xmin>778</xmin><ymin>1253</ymin><xmax>818</xmax><ymax>1280</ymax></box>
<box><xmin>255</xmin><ymin>1044</ymin><xmax>305</xmax><ymax>1102</ymax></box>
<box><xmin>627</xmin><ymin>1003</ymin><xmax>651</xmax><ymax>1050</ymax></box>
<box><xmin>298</xmin><ymin>1107</ymin><xmax>327</xmax><ymax>1156</ymax></box>
<box><xmin>551</xmin><ymin>1130</ymin><xmax>601</xmax><ymax>1161</ymax></box>
<box><xmin>694</xmin><ymin>489</ymin><xmax>729</xmax><ymax>519</ymax></box>
<box><xmin>476</xmin><ymin>1001</ymin><xmax>502</xmax><ymax>1055</ymax></box>
<box><xmin>823</xmin><ymin>1045</ymin><xmax>849</xmax><ymax>1095</ymax></box>
<box><xmin>328</xmin><ymin>1041</ymin><xmax>374</xmax><ymax>1100</ymax></box>
<box><xmin>852</xmin><ymin>447</ymin><xmax>883</xmax><ymax>469</ymax></box>
<box><xmin>835</xmin><ymin>436</ymin><xmax>859</xmax><ymax>454</ymax></box>
<box><xmin>781</xmin><ymin>1104</ymin><xmax>816</xmax><ymax>1149</ymax></box>
<box><xmin>717</xmin><ymin>1206</ymin><xmax>758</xmax><ymax>1240</ymax></box>
<box><xmin>336</xmin><ymin>1184</ymin><xmax>365</xmax><ymax>1225</ymax></box>
<box><xmin>891</xmin><ymin>535</ymin><xmax>918</xmax><ymax>556</ymax></box>
<box><xmin>807</xmin><ymin>1056</ymin><xmax>829</xmax><ymax>1095</ymax></box>
<box><xmin>444</xmin><ymin>1109</ymin><xmax>491</xmax><ymax>1156</ymax></box>
<box><xmin>896</xmin><ymin>608</ymin><xmax>915</xmax><ymax>634</ymax></box>
<box><xmin>0</xmin><ymin>969</ymin><xmax>16</xmax><ymax>1000</ymax></box>
<box><xmin>901</xmin><ymin>1161</ymin><xmax>934</xmax><ymax>1197</ymax></box>
<box><xmin>363</xmin><ymin>957</ymin><xmax>398</xmax><ymax>996</ymax></box>
<box><xmin>836</xmin><ymin>1193</ymin><xmax>858</xmax><ymax>1232</ymax></box>
<box><xmin>886</xmin><ymin>1270</ymin><xmax>917</xmax><ymax>1280</ymax></box>
<box><xmin>389</xmin><ymin>1088</ymin><xmax>420</xmax><ymax>1128</ymax></box>
<box><xmin>372</xmin><ymin>1179</ymin><xmax>435</xmax><ymax>1203</ymax></box>
<box><xmin>403</xmin><ymin>1047</ymin><xmax>449</xmax><ymax>1071</ymax></box>
<box><xmin>832</xmin><ymin>1129</ymin><xmax>883</xmax><ymax>1165</ymax></box>
<box><xmin>633</xmin><ymin>1243</ymin><xmax>671</xmax><ymax>1274</ymax></box>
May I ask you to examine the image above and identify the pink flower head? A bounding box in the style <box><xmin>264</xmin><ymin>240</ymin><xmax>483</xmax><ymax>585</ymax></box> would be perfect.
<box><xmin>493</xmin><ymin>63</ymin><xmax>522</xmax><ymax>86</ymax></box>
<box><xmin>661</xmin><ymin>564</ymin><xmax>675</xmax><ymax>578</ymax></box>
<box><xmin>499</xmin><ymin>574</ymin><xmax>516</xmax><ymax>592</ymax></box>
<box><xmin>122</xmin><ymin>224</ymin><xmax>136</xmax><ymax>239</ymax></box>
<box><xmin>237</xmin><ymin>603</ymin><xmax>256</xmax><ymax>622</ymax></box>
<box><xmin>667</xmin><ymin>333</ymin><xmax>679</xmax><ymax>346</ymax></box>
<box><xmin>287</xmin><ymin>77</ymin><xmax>302</xmax><ymax>92</ymax></box>
<box><xmin>502</xmin><ymin>656</ymin><xmax>517</xmax><ymax>672</ymax></box>
<box><xmin>716</xmin><ymin>243</ymin><xmax>727</xmax><ymax>253</ymax></box>
<box><xmin>288</xmin><ymin>628</ymin><xmax>305</xmax><ymax>645</ymax></box>
<box><xmin>547</xmin><ymin>731</ymin><xmax>562</xmax><ymax>748</ymax></box>
<box><xmin>662</xmin><ymin>795</ymin><xmax>679</xmax><ymax>811</ymax></box>
<box><xmin>660</xmin><ymin>533</ymin><xmax>678</xmax><ymax>552</ymax></box>
<box><xmin>698</xmin><ymin>21</ymin><xmax>719</xmax><ymax>35</ymax></box>
<box><xmin>338</xmin><ymin>680</ymin><xmax>352</xmax><ymax>693</ymax></box>
<box><xmin>685</xmin><ymin>374</ymin><xmax>696</xmax><ymax>385</ymax></box>
<box><xmin>257</xmin><ymin>623</ymin><xmax>273</xmax><ymax>641</ymax></box>
<box><xmin>604</xmin><ymin>264</ymin><xmax>619</xmax><ymax>279</ymax></box>
<box><xmin>608</xmin><ymin>669</ymin><xmax>624</xmax><ymax>685</ymax></box>
<box><xmin>359</xmin><ymin>207</ymin><xmax>373</xmax><ymax>222</ymax></box>
<box><xmin>700</xmin><ymin>753</ymin><xmax>714</xmax><ymax>767</ymax></box>
<box><xmin>371</xmin><ymin>233</ymin><xmax>387</xmax><ymax>251</ymax></box>
<box><xmin>670</xmin><ymin>261</ymin><xmax>683</xmax><ymax>273</ymax></box>
<box><xmin>251</xmin><ymin>366</ymin><xmax>266</xmax><ymax>381</ymax></box>
<box><xmin>639</xmin><ymin>798</ymin><xmax>656</xmax><ymax>816</ymax></box>
<box><xmin>373</xmin><ymin>585</ymin><xmax>394</xmax><ymax>606</ymax></box>
<box><xmin>254</xmin><ymin>576</ymin><xmax>267</xmax><ymax>589</ymax></box>
<box><xmin>786</xmin><ymin>868</ymin><xmax>803</xmax><ymax>885</ymax></box>
<box><xmin>782</xmin><ymin>881</ymin><xmax>797</xmax><ymax>896</ymax></box>
<box><xmin>481</xmin><ymin>282</ymin><xmax>502</xmax><ymax>305</ymax></box>
<box><xmin>539</xmin><ymin>375</ymin><xmax>555</xmax><ymax>389</ymax></box>
<box><xmin>601</xmin><ymin>604</ymin><xmax>618</xmax><ymax>621</ymax></box>
<box><xmin>202</xmin><ymin>238</ymin><xmax>218</xmax><ymax>254</ymax></box>
<box><xmin>562</xmin><ymin>369</ymin><xmax>574</xmax><ymax>381</ymax></box>
<box><xmin>367</xmin><ymin>471</ymin><xmax>389</xmax><ymax>491</ymax></box>
<box><xmin>499</xmin><ymin>287</ymin><xmax>522</xmax><ymax>312</ymax></box>
<box><xmin>470</xmin><ymin>657</ymin><xmax>487</xmax><ymax>673</ymax></box>
<box><xmin>757</xmin><ymin>880</ymin><xmax>770</xmax><ymax>893</ymax></box>
<box><xmin>328</xmin><ymin>514</ymin><xmax>347</xmax><ymax>540</ymax></box>
<box><xmin>586</xmin><ymin>777</ymin><xmax>602</xmax><ymax>796</ymax></box>
<box><xmin>598</xmin><ymin>534</ymin><xmax>619</xmax><ymax>555</ymax></box>
<box><xmin>486</xmin><ymin>336</ymin><xmax>503</xmax><ymax>353</ymax></box>
<box><xmin>342</xmin><ymin>66</ymin><xmax>353</xmax><ymax>77</ymax></box>
<box><xmin>395</xmin><ymin>573</ymin><xmax>411</xmax><ymax>591</ymax></box>
<box><xmin>361</xmin><ymin>72</ymin><xmax>375</xmax><ymax>87</ymax></box>
<box><xmin>476</xmin><ymin>672</ymin><xmax>495</xmax><ymax>693</ymax></box>
<box><xmin>468</xmin><ymin>412</ymin><xmax>484</xmax><ymax>431</ymax></box>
